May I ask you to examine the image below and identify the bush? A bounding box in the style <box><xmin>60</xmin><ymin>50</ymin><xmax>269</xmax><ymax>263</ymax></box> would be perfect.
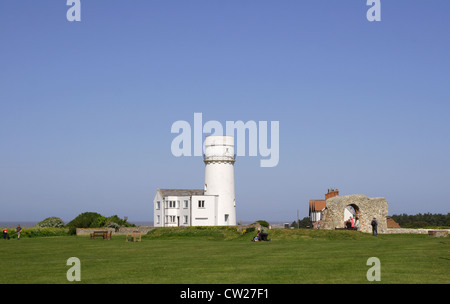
<box><xmin>66</xmin><ymin>212</ymin><xmax>104</xmax><ymax>234</ymax></box>
<box><xmin>6</xmin><ymin>227</ymin><xmax>69</xmax><ymax>238</ymax></box>
<box><xmin>253</xmin><ymin>220</ymin><xmax>270</xmax><ymax>227</ymax></box>
<box><xmin>35</xmin><ymin>217</ymin><xmax>65</xmax><ymax>228</ymax></box>
<box><xmin>66</xmin><ymin>212</ymin><xmax>135</xmax><ymax>234</ymax></box>
<box><xmin>107</xmin><ymin>215</ymin><xmax>135</xmax><ymax>227</ymax></box>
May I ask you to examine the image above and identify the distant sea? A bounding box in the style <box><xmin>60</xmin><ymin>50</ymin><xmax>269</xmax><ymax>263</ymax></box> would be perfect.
<box><xmin>0</xmin><ymin>221</ymin><xmax>39</xmax><ymax>228</ymax></box>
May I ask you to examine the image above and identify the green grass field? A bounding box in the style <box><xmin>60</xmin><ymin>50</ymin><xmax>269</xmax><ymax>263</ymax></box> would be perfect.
<box><xmin>1</xmin><ymin>228</ymin><xmax>448</xmax><ymax>284</ymax></box>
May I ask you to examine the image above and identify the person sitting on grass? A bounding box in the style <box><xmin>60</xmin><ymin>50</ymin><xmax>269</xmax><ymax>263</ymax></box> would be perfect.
<box><xmin>252</xmin><ymin>230</ymin><xmax>260</xmax><ymax>242</ymax></box>
<box><xmin>260</xmin><ymin>226</ymin><xmax>270</xmax><ymax>241</ymax></box>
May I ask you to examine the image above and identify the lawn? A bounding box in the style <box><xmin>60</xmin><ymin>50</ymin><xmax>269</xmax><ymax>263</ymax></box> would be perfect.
<box><xmin>0</xmin><ymin>228</ymin><xmax>448</xmax><ymax>284</ymax></box>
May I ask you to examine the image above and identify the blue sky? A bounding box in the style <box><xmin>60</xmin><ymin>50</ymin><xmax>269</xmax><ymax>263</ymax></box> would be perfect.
<box><xmin>0</xmin><ymin>1</ymin><xmax>449</xmax><ymax>223</ymax></box>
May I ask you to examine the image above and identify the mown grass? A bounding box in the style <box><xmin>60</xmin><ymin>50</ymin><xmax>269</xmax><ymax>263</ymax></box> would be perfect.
<box><xmin>0</xmin><ymin>228</ymin><xmax>448</xmax><ymax>284</ymax></box>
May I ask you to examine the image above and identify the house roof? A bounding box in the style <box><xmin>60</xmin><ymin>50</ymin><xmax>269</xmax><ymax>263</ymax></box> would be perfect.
<box><xmin>309</xmin><ymin>200</ymin><xmax>326</xmax><ymax>212</ymax></box>
<box><xmin>386</xmin><ymin>217</ymin><xmax>401</xmax><ymax>228</ymax></box>
<box><xmin>158</xmin><ymin>189</ymin><xmax>205</xmax><ymax>197</ymax></box>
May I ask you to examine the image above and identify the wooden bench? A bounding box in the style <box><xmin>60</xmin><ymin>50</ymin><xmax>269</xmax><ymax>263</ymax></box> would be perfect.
<box><xmin>90</xmin><ymin>231</ymin><xmax>111</xmax><ymax>240</ymax></box>
<box><xmin>126</xmin><ymin>231</ymin><xmax>142</xmax><ymax>242</ymax></box>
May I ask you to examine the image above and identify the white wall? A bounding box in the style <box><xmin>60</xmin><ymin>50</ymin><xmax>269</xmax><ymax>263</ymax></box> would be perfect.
<box><xmin>153</xmin><ymin>191</ymin><xmax>163</xmax><ymax>227</ymax></box>
<box><xmin>311</xmin><ymin>211</ymin><xmax>322</xmax><ymax>222</ymax></box>
<box><xmin>153</xmin><ymin>192</ymin><xmax>191</xmax><ymax>227</ymax></box>
<box><xmin>153</xmin><ymin>192</ymin><xmax>219</xmax><ymax>227</ymax></box>
<box><xmin>191</xmin><ymin>195</ymin><xmax>218</xmax><ymax>226</ymax></box>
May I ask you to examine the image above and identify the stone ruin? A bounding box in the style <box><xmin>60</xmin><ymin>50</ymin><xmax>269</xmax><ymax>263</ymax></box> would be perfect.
<box><xmin>321</xmin><ymin>194</ymin><xmax>388</xmax><ymax>233</ymax></box>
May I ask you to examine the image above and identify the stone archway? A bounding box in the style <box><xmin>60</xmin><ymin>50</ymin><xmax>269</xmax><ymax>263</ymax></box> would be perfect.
<box><xmin>321</xmin><ymin>194</ymin><xmax>388</xmax><ymax>233</ymax></box>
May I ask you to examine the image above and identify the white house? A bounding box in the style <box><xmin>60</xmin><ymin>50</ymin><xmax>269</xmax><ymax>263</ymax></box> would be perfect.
<box><xmin>153</xmin><ymin>136</ymin><xmax>236</xmax><ymax>227</ymax></box>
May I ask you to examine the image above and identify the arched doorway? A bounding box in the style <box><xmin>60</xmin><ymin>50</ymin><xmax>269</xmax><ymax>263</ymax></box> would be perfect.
<box><xmin>344</xmin><ymin>204</ymin><xmax>360</xmax><ymax>228</ymax></box>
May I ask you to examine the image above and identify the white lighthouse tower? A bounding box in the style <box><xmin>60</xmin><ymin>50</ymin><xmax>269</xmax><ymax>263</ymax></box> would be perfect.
<box><xmin>203</xmin><ymin>135</ymin><xmax>236</xmax><ymax>226</ymax></box>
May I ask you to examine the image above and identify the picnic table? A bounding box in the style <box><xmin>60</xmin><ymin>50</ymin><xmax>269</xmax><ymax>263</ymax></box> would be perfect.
<box><xmin>126</xmin><ymin>231</ymin><xmax>142</xmax><ymax>242</ymax></box>
<box><xmin>90</xmin><ymin>231</ymin><xmax>111</xmax><ymax>240</ymax></box>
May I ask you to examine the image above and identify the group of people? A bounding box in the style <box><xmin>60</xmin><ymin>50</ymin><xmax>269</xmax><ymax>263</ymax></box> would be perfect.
<box><xmin>344</xmin><ymin>216</ymin><xmax>360</xmax><ymax>230</ymax></box>
<box><xmin>252</xmin><ymin>226</ymin><xmax>270</xmax><ymax>242</ymax></box>
<box><xmin>344</xmin><ymin>216</ymin><xmax>379</xmax><ymax>236</ymax></box>
<box><xmin>2</xmin><ymin>225</ymin><xmax>22</xmax><ymax>240</ymax></box>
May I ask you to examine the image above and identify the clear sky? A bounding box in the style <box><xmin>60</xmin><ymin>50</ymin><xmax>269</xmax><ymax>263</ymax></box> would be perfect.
<box><xmin>1</xmin><ymin>1</ymin><xmax>449</xmax><ymax>223</ymax></box>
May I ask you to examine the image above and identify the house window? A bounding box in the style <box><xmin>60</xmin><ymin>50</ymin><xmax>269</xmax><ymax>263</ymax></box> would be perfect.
<box><xmin>157</xmin><ymin>215</ymin><xmax>160</xmax><ymax>224</ymax></box>
<box><xmin>168</xmin><ymin>201</ymin><xmax>176</xmax><ymax>208</ymax></box>
<box><xmin>184</xmin><ymin>216</ymin><xmax>188</xmax><ymax>224</ymax></box>
<box><xmin>169</xmin><ymin>215</ymin><xmax>176</xmax><ymax>223</ymax></box>
<box><xmin>184</xmin><ymin>200</ymin><xmax>189</xmax><ymax>208</ymax></box>
<box><xmin>198</xmin><ymin>200</ymin><xmax>205</xmax><ymax>208</ymax></box>
<box><xmin>156</xmin><ymin>201</ymin><xmax>161</xmax><ymax>209</ymax></box>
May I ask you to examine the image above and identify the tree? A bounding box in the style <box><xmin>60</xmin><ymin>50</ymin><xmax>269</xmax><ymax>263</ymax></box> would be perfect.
<box><xmin>290</xmin><ymin>217</ymin><xmax>310</xmax><ymax>229</ymax></box>
<box><xmin>298</xmin><ymin>217</ymin><xmax>310</xmax><ymax>228</ymax></box>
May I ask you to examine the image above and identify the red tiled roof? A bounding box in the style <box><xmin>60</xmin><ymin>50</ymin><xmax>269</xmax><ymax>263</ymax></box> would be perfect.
<box><xmin>309</xmin><ymin>200</ymin><xmax>326</xmax><ymax>212</ymax></box>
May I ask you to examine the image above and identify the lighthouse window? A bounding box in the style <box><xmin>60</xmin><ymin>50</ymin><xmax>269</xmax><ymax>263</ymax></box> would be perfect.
<box><xmin>198</xmin><ymin>200</ymin><xmax>205</xmax><ymax>208</ymax></box>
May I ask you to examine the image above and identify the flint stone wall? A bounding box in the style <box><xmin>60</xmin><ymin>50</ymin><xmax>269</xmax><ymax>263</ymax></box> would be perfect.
<box><xmin>386</xmin><ymin>228</ymin><xmax>450</xmax><ymax>236</ymax></box>
<box><xmin>321</xmin><ymin>194</ymin><xmax>388</xmax><ymax>233</ymax></box>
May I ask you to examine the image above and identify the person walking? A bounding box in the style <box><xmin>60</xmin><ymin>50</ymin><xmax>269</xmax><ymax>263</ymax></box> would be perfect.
<box><xmin>16</xmin><ymin>225</ymin><xmax>22</xmax><ymax>240</ymax></box>
<box><xmin>371</xmin><ymin>217</ymin><xmax>378</xmax><ymax>236</ymax></box>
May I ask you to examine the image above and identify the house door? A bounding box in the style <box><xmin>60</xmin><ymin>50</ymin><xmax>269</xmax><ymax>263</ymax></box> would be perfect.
<box><xmin>177</xmin><ymin>216</ymin><xmax>180</xmax><ymax>227</ymax></box>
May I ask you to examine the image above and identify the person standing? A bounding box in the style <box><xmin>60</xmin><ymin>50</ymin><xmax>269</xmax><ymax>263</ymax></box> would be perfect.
<box><xmin>371</xmin><ymin>217</ymin><xmax>378</xmax><ymax>236</ymax></box>
<box><xmin>2</xmin><ymin>228</ymin><xmax>8</xmax><ymax>240</ymax></box>
<box><xmin>16</xmin><ymin>225</ymin><xmax>22</xmax><ymax>240</ymax></box>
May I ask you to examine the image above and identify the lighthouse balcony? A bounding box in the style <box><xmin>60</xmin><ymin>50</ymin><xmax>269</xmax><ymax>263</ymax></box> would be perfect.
<box><xmin>203</xmin><ymin>154</ymin><xmax>236</xmax><ymax>163</ymax></box>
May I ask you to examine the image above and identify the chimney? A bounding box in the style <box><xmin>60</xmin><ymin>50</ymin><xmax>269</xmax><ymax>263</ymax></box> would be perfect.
<box><xmin>325</xmin><ymin>188</ymin><xmax>339</xmax><ymax>200</ymax></box>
